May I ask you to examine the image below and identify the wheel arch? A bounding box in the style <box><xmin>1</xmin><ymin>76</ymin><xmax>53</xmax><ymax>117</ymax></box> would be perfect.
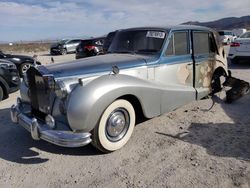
<box><xmin>117</xmin><ymin>94</ymin><xmax>145</xmax><ymax>124</ymax></box>
<box><xmin>0</xmin><ymin>76</ymin><xmax>9</xmax><ymax>99</ymax></box>
<box><xmin>213</xmin><ymin>66</ymin><xmax>227</xmax><ymax>77</ymax></box>
<box><xmin>211</xmin><ymin>66</ymin><xmax>228</xmax><ymax>94</ymax></box>
<box><xmin>66</xmin><ymin>74</ymin><xmax>161</xmax><ymax>132</ymax></box>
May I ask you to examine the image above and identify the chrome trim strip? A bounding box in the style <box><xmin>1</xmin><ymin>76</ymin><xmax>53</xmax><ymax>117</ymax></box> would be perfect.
<box><xmin>10</xmin><ymin>100</ymin><xmax>92</xmax><ymax>148</ymax></box>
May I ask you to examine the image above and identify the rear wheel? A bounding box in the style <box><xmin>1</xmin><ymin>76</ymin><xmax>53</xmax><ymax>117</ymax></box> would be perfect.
<box><xmin>61</xmin><ymin>49</ymin><xmax>67</xmax><ymax>55</ymax></box>
<box><xmin>92</xmin><ymin>99</ymin><xmax>135</xmax><ymax>153</ymax></box>
<box><xmin>0</xmin><ymin>86</ymin><xmax>3</xmax><ymax>101</ymax></box>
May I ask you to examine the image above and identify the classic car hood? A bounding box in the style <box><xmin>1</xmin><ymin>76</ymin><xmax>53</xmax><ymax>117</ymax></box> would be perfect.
<box><xmin>45</xmin><ymin>53</ymin><xmax>158</xmax><ymax>78</ymax></box>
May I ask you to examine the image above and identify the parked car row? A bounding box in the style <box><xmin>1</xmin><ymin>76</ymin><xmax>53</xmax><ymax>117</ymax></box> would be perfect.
<box><xmin>0</xmin><ymin>59</ymin><xmax>20</xmax><ymax>101</ymax></box>
<box><xmin>0</xmin><ymin>51</ymin><xmax>40</xmax><ymax>76</ymax></box>
<box><xmin>50</xmin><ymin>39</ymin><xmax>81</xmax><ymax>55</ymax></box>
<box><xmin>50</xmin><ymin>32</ymin><xmax>118</xmax><ymax>60</ymax></box>
<box><xmin>11</xmin><ymin>25</ymin><xmax>235</xmax><ymax>153</ymax></box>
<box><xmin>0</xmin><ymin>50</ymin><xmax>41</xmax><ymax>101</ymax></box>
<box><xmin>75</xmin><ymin>37</ymin><xmax>105</xmax><ymax>59</ymax></box>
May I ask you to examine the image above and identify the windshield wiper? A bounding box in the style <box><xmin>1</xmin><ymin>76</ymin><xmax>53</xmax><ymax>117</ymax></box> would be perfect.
<box><xmin>113</xmin><ymin>51</ymin><xmax>136</xmax><ymax>55</ymax></box>
<box><xmin>135</xmin><ymin>49</ymin><xmax>158</xmax><ymax>54</ymax></box>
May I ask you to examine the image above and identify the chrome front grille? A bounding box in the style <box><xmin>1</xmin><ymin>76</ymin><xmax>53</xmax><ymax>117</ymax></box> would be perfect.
<box><xmin>27</xmin><ymin>67</ymin><xmax>55</xmax><ymax>116</ymax></box>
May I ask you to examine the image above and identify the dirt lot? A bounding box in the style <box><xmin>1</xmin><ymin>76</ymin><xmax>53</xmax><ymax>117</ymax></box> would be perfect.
<box><xmin>0</xmin><ymin>50</ymin><xmax>249</xmax><ymax>188</ymax></box>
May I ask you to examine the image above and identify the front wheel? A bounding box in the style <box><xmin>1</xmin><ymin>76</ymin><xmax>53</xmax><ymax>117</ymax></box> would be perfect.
<box><xmin>92</xmin><ymin>99</ymin><xmax>135</xmax><ymax>153</ymax></box>
<box><xmin>61</xmin><ymin>48</ymin><xmax>67</xmax><ymax>55</ymax></box>
<box><xmin>19</xmin><ymin>62</ymin><xmax>32</xmax><ymax>77</ymax></box>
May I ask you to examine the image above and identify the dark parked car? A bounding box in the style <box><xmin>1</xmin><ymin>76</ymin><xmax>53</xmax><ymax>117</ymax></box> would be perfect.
<box><xmin>75</xmin><ymin>37</ymin><xmax>105</xmax><ymax>59</ymax></box>
<box><xmin>0</xmin><ymin>59</ymin><xmax>20</xmax><ymax>101</ymax></box>
<box><xmin>50</xmin><ymin>39</ymin><xmax>81</xmax><ymax>55</ymax></box>
<box><xmin>0</xmin><ymin>51</ymin><xmax>40</xmax><ymax>77</ymax></box>
<box><xmin>103</xmin><ymin>31</ymin><xmax>118</xmax><ymax>53</ymax></box>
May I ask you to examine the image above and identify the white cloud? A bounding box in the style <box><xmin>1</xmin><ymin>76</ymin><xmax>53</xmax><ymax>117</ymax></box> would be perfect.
<box><xmin>0</xmin><ymin>0</ymin><xmax>249</xmax><ymax>41</ymax></box>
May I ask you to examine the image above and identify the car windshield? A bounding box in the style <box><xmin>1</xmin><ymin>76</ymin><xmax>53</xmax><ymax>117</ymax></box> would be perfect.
<box><xmin>108</xmin><ymin>30</ymin><xmax>167</xmax><ymax>54</ymax></box>
<box><xmin>58</xmin><ymin>39</ymin><xmax>68</xmax><ymax>44</ymax></box>
<box><xmin>218</xmin><ymin>31</ymin><xmax>232</xmax><ymax>36</ymax></box>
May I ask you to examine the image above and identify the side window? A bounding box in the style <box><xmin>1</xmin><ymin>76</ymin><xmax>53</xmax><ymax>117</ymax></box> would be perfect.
<box><xmin>68</xmin><ymin>40</ymin><xmax>78</xmax><ymax>44</ymax></box>
<box><xmin>95</xmin><ymin>39</ymin><xmax>104</xmax><ymax>46</ymax></box>
<box><xmin>209</xmin><ymin>33</ymin><xmax>218</xmax><ymax>54</ymax></box>
<box><xmin>166</xmin><ymin>36</ymin><xmax>173</xmax><ymax>55</ymax></box>
<box><xmin>165</xmin><ymin>31</ymin><xmax>188</xmax><ymax>56</ymax></box>
<box><xmin>193</xmin><ymin>32</ymin><xmax>209</xmax><ymax>55</ymax></box>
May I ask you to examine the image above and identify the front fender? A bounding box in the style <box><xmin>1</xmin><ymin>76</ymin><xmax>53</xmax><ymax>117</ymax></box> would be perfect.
<box><xmin>66</xmin><ymin>74</ymin><xmax>162</xmax><ymax>132</ymax></box>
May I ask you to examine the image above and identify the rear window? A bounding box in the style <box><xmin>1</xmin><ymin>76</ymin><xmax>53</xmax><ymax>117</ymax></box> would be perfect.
<box><xmin>79</xmin><ymin>38</ymin><xmax>104</xmax><ymax>46</ymax></box>
<box><xmin>193</xmin><ymin>32</ymin><xmax>209</xmax><ymax>55</ymax></box>
<box><xmin>240</xmin><ymin>32</ymin><xmax>250</xmax><ymax>38</ymax></box>
<box><xmin>103</xmin><ymin>31</ymin><xmax>116</xmax><ymax>51</ymax></box>
<box><xmin>218</xmin><ymin>31</ymin><xmax>232</xmax><ymax>36</ymax></box>
<box><xmin>94</xmin><ymin>39</ymin><xmax>104</xmax><ymax>46</ymax></box>
<box><xmin>80</xmin><ymin>40</ymin><xmax>93</xmax><ymax>46</ymax></box>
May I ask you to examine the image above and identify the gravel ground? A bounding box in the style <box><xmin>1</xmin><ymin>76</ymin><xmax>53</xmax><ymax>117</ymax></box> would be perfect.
<box><xmin>0</xmin><ymin>49</ymin><xmax>249</xmax><ymax>188</ymax></box>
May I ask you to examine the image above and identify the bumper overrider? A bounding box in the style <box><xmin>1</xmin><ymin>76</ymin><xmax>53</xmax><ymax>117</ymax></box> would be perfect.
<box><xmin>10</xmin><ymin>98</ymin><xmax>92</xmax><ymax>147</ymax></box>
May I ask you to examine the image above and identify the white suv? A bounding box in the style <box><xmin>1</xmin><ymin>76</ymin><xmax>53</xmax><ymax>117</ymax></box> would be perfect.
<box><xmin>228</xmin><ymin>31</ymin><xmax>250</xmax><ymax>63</ymax></box>
<box><xmin>218</xmin><ymin>30</ymin><xmax>236</xmax><ymax>44</ymax></box>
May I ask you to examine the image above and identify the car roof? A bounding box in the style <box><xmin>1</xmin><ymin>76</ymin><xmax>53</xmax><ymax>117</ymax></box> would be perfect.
<box><xmin>79</xmin><ymin>37</ymin><xmax>105</xmax><ymax>41</ymax></box>
<box><xmin>119</xmin><ymin>25</ymin><xmax>215</xmax><ymax>32</ymax></box>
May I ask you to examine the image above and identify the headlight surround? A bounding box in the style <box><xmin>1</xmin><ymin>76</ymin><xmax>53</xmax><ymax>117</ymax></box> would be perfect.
<box><xmin>55</xmin><ymin>80</ymin><xmax>68</xmax><ymax>99</ymax></box>
<box><xmin>0</xmin><ymin>62</ymin><xmax>17</xmax><ymax>70</ymax></box>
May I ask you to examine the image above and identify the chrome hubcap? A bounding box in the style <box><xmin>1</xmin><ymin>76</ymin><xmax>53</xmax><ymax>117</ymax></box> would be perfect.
<box><xmin>106</xmin><ymin>108</ymin><xmax>130</xmax><ymax>142</ymax></box>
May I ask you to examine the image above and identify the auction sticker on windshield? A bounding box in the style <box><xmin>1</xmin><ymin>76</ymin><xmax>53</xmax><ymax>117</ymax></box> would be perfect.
<box><xmin>146</xmin><ymin>31</ymin><xmax>165</xmax><ymax>39</ymax></box>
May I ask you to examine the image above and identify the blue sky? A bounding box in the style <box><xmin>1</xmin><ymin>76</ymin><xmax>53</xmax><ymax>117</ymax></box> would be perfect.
<box><xmin>0</xmin><ymin>0</ymin><xmax>249</xmax><ymax>41</ymax></box>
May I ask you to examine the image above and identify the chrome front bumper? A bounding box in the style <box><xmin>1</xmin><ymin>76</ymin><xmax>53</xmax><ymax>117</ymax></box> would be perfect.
<box><xmin>10</xmin><ymin>99</ymin><xmax>92</xmax><ymax>147</ymax></box>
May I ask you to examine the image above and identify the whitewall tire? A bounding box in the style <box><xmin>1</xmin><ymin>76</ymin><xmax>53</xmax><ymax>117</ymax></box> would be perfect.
<box><xmin>92</xmin><ymin>99</ymin><xmax>135</xmax><ymax>152</ymax></box>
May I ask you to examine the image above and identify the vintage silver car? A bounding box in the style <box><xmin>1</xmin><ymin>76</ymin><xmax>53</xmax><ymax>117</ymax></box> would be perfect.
<box><xmin>11</xmin><ymin>26</ymin><xmax>228</xmax><ymax>152</ymax></box>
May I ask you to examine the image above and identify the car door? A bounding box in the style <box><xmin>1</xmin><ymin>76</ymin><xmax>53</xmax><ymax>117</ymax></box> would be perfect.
<box><xmin>72</xmin><ymin>40</ymin><xmax>81</xmax><ymax>52</ymax></box>
<box><xmin>66</xmin><ymin>40</ymin><xmax>75</xmax><ymax>52</ymax></box>
<box><xmin>236</xmin><ymin>32</ymin><xmax>250</xmax><ymax>53</ymax></box>
<box><xmin>155</xmin><ymin>30</ymin><xmax>196</xmax><ymax>114</ymax></box>
<box><xmin>192</xmin><ymin>30</ymin><xmax>215</xmax><ymax>99</ymax></box>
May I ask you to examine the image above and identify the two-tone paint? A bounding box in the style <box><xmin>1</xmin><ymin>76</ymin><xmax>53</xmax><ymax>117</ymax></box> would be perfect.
<box><xmin>11</xmin><ymin>25</ymin><xmax>228</xmax><ymax>147</ymax></box>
